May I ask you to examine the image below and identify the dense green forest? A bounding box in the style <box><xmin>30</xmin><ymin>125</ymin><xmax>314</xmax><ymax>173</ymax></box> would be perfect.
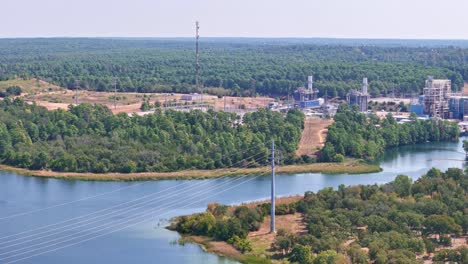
<box><xmin>173</xmin><ymin>168</ymin><xmax>468</xmax><ymax>263</ymax></box>
<box><xmin>0</xmin><ymin>38</ymin><xmax>466</xmax><ymax>97</ymax></box>
<box><xmin>0</xmin><ymin>98</ymin><xmax>304</xmax><ymax>173</ymax></box>
<box><xmin>320</xmin><ymin>104</ymin><xmax>460</xmax><ymax>162</ymax></box>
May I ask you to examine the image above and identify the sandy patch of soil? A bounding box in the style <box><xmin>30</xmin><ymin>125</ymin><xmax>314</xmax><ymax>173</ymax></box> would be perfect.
<box><xmin>296</xmin><ymin>118</ymin><xmax>333</xmax><ymax>157</ymax></box>
<box><xmin>248</xmin><ymin>213</ymin><xmax>307</xmax><ymax>255</ymax></box>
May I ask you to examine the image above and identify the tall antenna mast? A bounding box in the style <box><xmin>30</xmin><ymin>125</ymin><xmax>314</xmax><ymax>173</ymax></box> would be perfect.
<box><xmin>195</xmin><ymin>21</ymin><xmax>201</xmax><ymax>95</ymax></box>
<box><xmin>270</xmin><ymin>140</ymin><xmax>276</xmax><ymax>234</ymax></box>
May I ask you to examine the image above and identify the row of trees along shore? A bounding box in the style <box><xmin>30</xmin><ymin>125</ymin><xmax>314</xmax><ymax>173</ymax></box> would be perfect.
<box><xmin>173</xmin><ymin>168</ymin><xmax>468</xmax><ymax>264</ymax></box>
<box><xmin>0</xmin><ymin>96</ymin><xmax>461</xmax><ymax>173</ymax></box>
<box><xmin>0</xmin><ymin>98</ymin><xmax>304</xmax><ymax>173</ymax></box>
<box><xmin>320</xmin><ymin>104</ymin><xmax>460</xmax><ymax>162</ymax></box>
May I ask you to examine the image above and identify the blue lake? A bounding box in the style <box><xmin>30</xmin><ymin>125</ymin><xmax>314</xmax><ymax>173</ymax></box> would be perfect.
<box><xmin>0</xmin><ymin>139</ymin><xmax>465</xmax><ymax>264</ymax></box>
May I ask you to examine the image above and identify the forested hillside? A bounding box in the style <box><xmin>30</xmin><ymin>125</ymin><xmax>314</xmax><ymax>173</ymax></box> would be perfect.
<box><xmin>320</xmin><ymin>104</ymin><xmax>459</xmax><ymax>162</ymax></box>
<box><xmin>174</xmin><ymin>168</ymin><xmax>468</xmax><ymax>263</ymax></box>
<box><xmin>0</xmin><ymin>38</ymin><xmax>466</xmax><ymax>97</ymax></box>
<box><xmin>0</xmin><ymin>98</ymin><xmax>304</xmax><ymax>173</ymax></box>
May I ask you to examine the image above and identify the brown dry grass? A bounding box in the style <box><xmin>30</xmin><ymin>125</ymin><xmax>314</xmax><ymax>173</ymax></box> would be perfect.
<box><xmin>296</xmin><ymin>118</ymin><xmax>333</xmax><ymax>157</ymax></box>
<box><xmin>184</xmin><ymin>236</ymin><xmax>242</xmax><ymax>259</ymax></box>
<box><xmin>11</xmin><ymin>78</ymin><xmax>273</xmax><ymax>114</ymax></box>
<box><xmin>0</xmin><ymin>78</ymin><xmax>63</xmax><ymax>95</ymax></box>
<box><xmin>0</xmin><ymin>161</ymin><xmax>380</xmax><ymax>181</ymax></box>
<box><xmin>180</xmin><ymin>198</ymin><xmax>305</xmax><ymax>261</ymax></box>
<box><xmin>417</xmin><ymin>235</ymin><xmax>467</xmax><ymax>263</ymax></box>
<box><xmin>210</xmin><ymin>96</ymin><xmax>274</xmax><ymax>111</ymax></box>
<box><xmin>248</xmin><ymin>213</ymin><xmax>307</xmax><ymax>256</ymax></box>
<box><xmin>226</xmin><ymin>195</ymin><xmax>303</xmax><ymax>214</ymax></box>
<box><xmin>1</xmin><ymin>78</ymin><xmax>273</xmax><ymax>114</ymax></box>
<box><xmin>27</xmin><ymin>101</ymin><xmax>71</xmax><ymax>111</ymax></box>
<box><xmin>25</xmin><ymin>89</ymin><xmax>153</xmax><ymax>112</ymax></box>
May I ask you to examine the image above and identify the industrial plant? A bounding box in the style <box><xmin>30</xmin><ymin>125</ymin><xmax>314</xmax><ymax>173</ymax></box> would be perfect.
<box><xmin>346</xmin><ymin>78</ymin><xmax>370</xmax><ymax>112</ymax></box>
<box><xmin>410</xmin><ymin>76</ymin><xmax>468</xmax><ymax>120</ymax></box>
<box><xmin>290</xmin><ymin>75</ymin><xmax>372</xmax><ymax>117</ymax></box>
<box><xmin>294</xmin><ymin>75</ymin><xmax>323</xmax><ymax>109</ymax></box>
<box><xmin>285</xmin><ymin>74</ymin><xmax>468</xmax><ymax>127</ymax></box>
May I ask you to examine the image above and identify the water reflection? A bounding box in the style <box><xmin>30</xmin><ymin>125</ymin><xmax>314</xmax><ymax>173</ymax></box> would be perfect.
<box><xmin>0</xmin><ymin>138</ymin><xmax>466</xmax><ymax>264</ymax></box>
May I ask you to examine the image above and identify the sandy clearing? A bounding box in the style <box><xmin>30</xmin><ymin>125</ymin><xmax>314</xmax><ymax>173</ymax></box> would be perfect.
<box><xmin>22</xmin><ymin>81</ymin><xmax>273</xmax><ymax>114</ymax></box>
<box><xmin>417</xmin><ymin>235</ymin><xmax>467</xmax><ymax>263</ymax></box>
<box><xmin>296</xmin><ymin>118</ymin><xmax>333</xmax><ymax>157</ymax></box>
<box><xmin>248</xmin><ymin>213</ymin><xmax>307</xmax><ymax>255</ymax></box>
<box><xmin>186</xmin><ymin>236</ymin><xmax>242</xmax><ymax>259</ymax></box>
<box><xmin>30</xmin><ymin>101</ymin><xmax>70</xmax><ymax>111</ymax></box>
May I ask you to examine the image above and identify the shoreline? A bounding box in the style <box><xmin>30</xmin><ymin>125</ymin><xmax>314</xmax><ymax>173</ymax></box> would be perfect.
<box><xmin>0</xmin><ymin>161</ymin><xmax>381</xmax><ymax>181</ymax></box>
<box><xmin>169</xmin><ymin>196</ymin><xmax>305</xmax><ymax>264</ymax></box>
<box><xmin>177</xmin><ymin>235</ymin><xmax>247</xmax><ymax>263</ymax></box>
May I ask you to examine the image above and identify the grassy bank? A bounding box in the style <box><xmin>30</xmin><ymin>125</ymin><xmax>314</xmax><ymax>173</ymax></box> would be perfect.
<box><xmin>170</xmin><ymin>196</ymin><xmax>305</xmax><ymax>264</ymax></box>
<box><xmin>169</xmin><ymin>170</ymin><xmax>468</xmax><ymax>264</ymax></box>
<box><xmin>0</xmin><ymin>161</ymin><xmax>380</xmax><ymax>181</ymax></box>
<box><xmin>177</xmin><ymin>235</ymin><xmax>271</xmax><ymax>264</ymax></box>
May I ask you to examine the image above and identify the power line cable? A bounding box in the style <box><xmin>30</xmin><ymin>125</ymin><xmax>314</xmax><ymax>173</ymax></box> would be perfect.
<box><xmin>2</xmin><ymin>167</ymin><xmax>266</xmax><ymax>262</ymax></box>
<box><xmin>0</xmin><ymin>182</ymin><xmax>146</xmax><ymax>221</ymax></box>
<box><xmin>0</xmin><ymin>145</ymin><xmax>264</xmax><ymax>222</ymax></box>
<box><xmin>0</xmin><ymin>155</ymin><xmax>268</xmax><ymax>251</ymax></box>
<box><xmin>0</xmin><ymin>157</ymin><xmax>264</xmax><ymax>253</ymax></box>
<box><xmin>0</xmin><ymin>150</ymin><xmax>266</xmax><ymax>242</ymax></box>
<box><xmin>5</xmin><ymin>174</ymin><xmax>261</xmax><ymax>264</ymax></box>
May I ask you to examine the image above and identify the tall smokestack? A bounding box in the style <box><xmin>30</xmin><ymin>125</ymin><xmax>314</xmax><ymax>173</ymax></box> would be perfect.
<box><xmin>362</xmin><ymin>77</ymin><xmax>368</xmax><ymax>95</ymax></box>
<box><xmin>308</xmin><ymin>75</ymin><xmax>313</xmax><ymax>91</ymax></box>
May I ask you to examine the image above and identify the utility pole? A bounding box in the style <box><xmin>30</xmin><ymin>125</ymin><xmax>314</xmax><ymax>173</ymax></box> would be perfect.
<box><xmin>74</xmin><ymin>80</ymin><xmax>79</xmax><ymax>105</ymax></box>
<box><xmin>270</xmin><ymin>140</ymin><xmax>276</xmax><ymax>234</ymax></box>
<box><xmin>113</xmin><ymin>78</ymin><xmax>117</xmax><ymax>110</ymax></box>
<box><xmin>195</xmin><ymin>21</ymin><xmax>202</xmax><ymax>106</ymax></box>
<box><xmin>224</xmin><ymin>95</ymin><xmax>226</xmax><ymax>112</ymax></box>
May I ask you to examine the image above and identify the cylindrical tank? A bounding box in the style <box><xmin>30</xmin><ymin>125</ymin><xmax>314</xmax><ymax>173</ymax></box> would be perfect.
<box><xmin>362</xmin><ymin>77</ymin><xmax>368</xmax><ymax>94</ymax></box>
<box><xmin>308</xmin><ymin>75</ymin><xmax>313</xmax><ymax>90</ymax></box>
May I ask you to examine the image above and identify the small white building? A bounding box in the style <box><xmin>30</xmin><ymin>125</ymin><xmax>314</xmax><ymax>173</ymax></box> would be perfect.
<box><xmin>181</xmin><ymin>93</ymin><xmax>203</xmax><ymax>101</ymax></box>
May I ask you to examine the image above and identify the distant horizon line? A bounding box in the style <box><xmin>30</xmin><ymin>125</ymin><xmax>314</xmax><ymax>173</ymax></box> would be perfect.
<box><xmin>1</xmin><ymin>36</ymin><xmax>468</xmax><ymax>41</ymax></box>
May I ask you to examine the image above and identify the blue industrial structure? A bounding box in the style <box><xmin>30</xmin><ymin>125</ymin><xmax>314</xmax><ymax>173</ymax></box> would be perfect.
<box><xmin>295</xmin><ymin>75</ymin><xmax>324</xmax><ymax>109</ymax></box>
<box><xmin>448</xmin><ymin>97</ymin><xmax>468</xmax><ymax>120</ymax></box>
<box><xmin>411</xmin><ymin>94</ymin><xmax>468</xmax><ymax>120</ymax></box>
<box><xmin>418</xmin><ymin>95</ymin><xmax>424</xmax><ymax>104</ymax></box>
<box><xmin>299</xmin><ymin>99</ymin><xmax>324</xmax><ymax>108</ymax></box>
<box><xmin>410</xmin><ymin>104</ymin><xmax>424</xmax><ymax>116</ymax></box>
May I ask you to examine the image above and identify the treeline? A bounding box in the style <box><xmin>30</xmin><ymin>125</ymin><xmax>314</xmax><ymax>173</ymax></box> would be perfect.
<box><xmin>174</xmin><ymin>168</ymin><xmax>468</xmax><ymax>263</ymax></box>
<box><xmin>0</xmin><ymin>86</ymin><xmax>22</xmax><ymax>97</ymax></box>
<box><xmin>0</xmin><ymin>38</ymin><xmax>465</xmax><ymax>97</ymax></box>
<box><xmin>280</xmin><ymin>168</ymin><xmax>468</xmax><ymax>263</ymax></box>
<box><xmin>175</xmin><ymin>204</ymin><xmax>265</xmax><ymax>253</ymax></box>
<box><xmin>0</xmin><ymin>98</ymin><xmax>304</xmax><ymax>173</ymax></box>
<box><xmin>320</xmin><ymin>104</ymin><xmax>459</xmax><ymax>162</ymax></box>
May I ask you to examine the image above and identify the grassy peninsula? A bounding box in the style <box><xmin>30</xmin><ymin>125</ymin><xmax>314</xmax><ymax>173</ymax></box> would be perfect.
<box><xmin>0</xmin><ymin>160</ymin><xmax>380</xmax><ymax>181</ymax></box>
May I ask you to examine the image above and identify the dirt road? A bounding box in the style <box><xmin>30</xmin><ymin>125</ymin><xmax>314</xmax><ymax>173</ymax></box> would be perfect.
<box><xmin>296</xmin><ymin>118</ymin><xmax>333</xmax><ymax>157</ymax></box>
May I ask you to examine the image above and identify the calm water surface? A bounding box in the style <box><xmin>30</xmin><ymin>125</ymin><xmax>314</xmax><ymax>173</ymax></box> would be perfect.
<box><xmin>0</xmin><ymin>139</ymin><xmax>465</xmax><ymax>264</ymax></box>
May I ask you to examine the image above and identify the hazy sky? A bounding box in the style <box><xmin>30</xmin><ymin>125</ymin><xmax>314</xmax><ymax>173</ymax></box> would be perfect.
<box><xmin>2</xmin><ymin>0</ymin><xmax>468</xmax><ymax>39</ymax></box>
